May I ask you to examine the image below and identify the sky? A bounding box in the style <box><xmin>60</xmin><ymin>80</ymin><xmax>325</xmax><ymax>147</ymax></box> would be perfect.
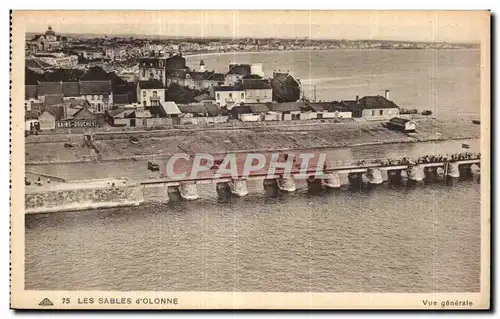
<box><xmin>15</xmin><ymin>10</ymin><xmax>488</xmax><ymax>43</ymax></box>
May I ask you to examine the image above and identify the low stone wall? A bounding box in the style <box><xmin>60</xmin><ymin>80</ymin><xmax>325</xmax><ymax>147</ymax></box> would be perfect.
<box><xmin>25</xmin><ymin>183</ymin><xmax>144</xmax><ymax>214</ymax></box>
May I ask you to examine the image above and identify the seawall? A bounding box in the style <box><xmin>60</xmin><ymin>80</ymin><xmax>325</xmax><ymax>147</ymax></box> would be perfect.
<box><xmin>25</xmin><ymin>180</ymin><xmax>144</xmax><ymax>214</ymax></box>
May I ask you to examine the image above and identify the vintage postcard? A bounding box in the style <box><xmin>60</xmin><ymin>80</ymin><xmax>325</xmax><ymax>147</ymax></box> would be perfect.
<box><xmin>10</xmin><ymin>10</ymin><xmax>490</xmax><ymax>309</ymax></box>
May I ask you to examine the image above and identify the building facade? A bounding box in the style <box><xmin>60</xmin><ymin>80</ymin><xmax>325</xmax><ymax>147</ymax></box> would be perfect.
<box><xmin>241</xmin><ymin>79</ymin><xmax>273</xmax><ymax>104</ymax></box>
<box><xmin>138</xmin><ymin>57</ymin><xmax>166</xmax><ymax>86</ymax></box>
<box><xmin>213</xmin><ymin>86</ymin><xmax>245</xmax><ymax>108</ymax></box>
<box><xmin>350</xmin><ymin>95</ymin><xmax>400</xmax><ymax>120</ymax></box>
<box><xmin>137</xmin><ymin>80</ymin><xmax>165</xmax><ymax>108</ymax></box>
<box><xmin>79</xmin><ymin>67</ymin><xmax>113</xmax><ymax>114</ymax></box>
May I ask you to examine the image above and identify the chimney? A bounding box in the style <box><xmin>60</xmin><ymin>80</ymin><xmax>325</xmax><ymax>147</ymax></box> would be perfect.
<box><xmin>384</xmin><ymin>90</ymin><xmax>390</xmax><ymax>100</ymax></box>
<box><xmin>355</xmin><ymin>95</ymin><xmax>359</xmax><ymax>103</ymax></box>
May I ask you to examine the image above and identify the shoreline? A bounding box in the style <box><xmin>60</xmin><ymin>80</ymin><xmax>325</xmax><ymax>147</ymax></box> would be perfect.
<box><xmin>183</xmin><ymin>48</ymin><xmax>480</xmax><ymax>60</ymax></box>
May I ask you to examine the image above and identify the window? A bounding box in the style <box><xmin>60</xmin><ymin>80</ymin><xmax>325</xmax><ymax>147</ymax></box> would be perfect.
<box><xmin>142</xmin><ymin>69</ymin><xmax>146</xmax><ymax>77</ymax></box>
<box><xmin>216</xmin><ymin>93</ymin><xmax>220</xmax><ymax>100</ymax></box>
<box><xmin>97</xmin><ymin>103</ymin><xmax>101</xmax><ymax>112</ymax></box>
<box><xmin>379</xmin><ymin>110</ymin><xmax>384</xmax><ymax>115</ymax></box>
<box><xmin>241</xmin><ymin>92</ymin><xmax>244</xmax><ymax>99</ymax></box>
<box><xmin>229</xmin><ymin>93</ymin><xmax>233</xmax><ymax>99</ymax></box>
<box><xmin>371</xmin><ymin>110</ymin><xmax>376</xmax><ymax>116</ymax></box>
<box><xmin>153</xmin><ymin>91</ymin><xmax>157</xmax><ymax>97</ymax></box>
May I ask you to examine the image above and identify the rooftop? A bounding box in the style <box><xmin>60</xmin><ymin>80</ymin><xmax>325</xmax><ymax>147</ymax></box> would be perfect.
<box><xmin>390</xmin><ymin>117</ymin><xmax>414</xmax><ymax>125</ymax></box>
<box><xmin>26</xmin><ymin>58</ymin><xmax>53</xmax><ymax>70</ymax></box>
<box><xmin>44</xmin><ymin>104</ymin><xmax>65</xmax><ymax>120</ymax></box>
<box><xmin>178</xmin><ymin>104</ymin><xmax>208</xmax><ymax>114</ymax></box>
<box><xmin>38</xmin><ymin>82</ymin><xmax>62</xmax><ymax>95</ymax></box>
<box><xmin>352</xmin><ymin>95</ymin><xmax>400</xmax><ymax>110</ymax></box>
<box><xmin>44</xmin><ymin>94</ymin><xmax>64</xmax><ymax>107</ymax></box>
<box><xmin>43</xmin><ymin>68</ymin><xmax>84</xmax><ymax>82</ymax></box>
<box><xmin>267</xmin><ymin>101</ymin><xmax>305</xmax><ymax>112</ymax></box>
<box><xmin>214</xmin><ymin>85</ymin><xmax>244</xmax><ymax>92</ymax></box>
<box><xmin>241</xmin><ymin>79</ymin><xmax>272</xmax><ymax>90</ymax></box>
<box><xmin>245</xmin><ymin>103</ymin><xmax>270</xmax><ymax>113</ymax></box>
<box><xmin>163</xmin><ymin>101</ymin><xmax>181</xmax><ymax>115</ymax></box>
<box><xmin>80</xmin><ymin>66</ymin><xmax>110</xmax><ymax>82</ymax></box>
<box><xmin>138</xmin><ymin>79</ymin><xmax>164</xmax><ymax>90</ymax></box>
<box><xmin>62</xmin><ymin>82</ymin><xmax>80</xmax><ymax>97</ymax></box>
<box><xmin>204</xmin><ymin>104</ymin><xmax>221</xmax><ymax>116</ymax></box>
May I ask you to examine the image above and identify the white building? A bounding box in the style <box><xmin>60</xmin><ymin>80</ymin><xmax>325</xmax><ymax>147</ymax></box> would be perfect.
<box><xmin>105</xmin><ymin>49</ymin><xmax>115</xmax><ymax>61</ymax></box>
<box><xmin>137</xmin><ymin>80</ymin><xmax>165</xmax><ymax>108</ymax></box>
<box><xmin>241</xmin><ymin>79</ymin><xmax>272</xmax><ymax>104</ymax></box>
<box><xmin>33</xmin><ymin>53</ymin><xmax>78</xmax><ymax>68</ymax></box>
<box><xmin>213</xmin><ymin>86</ymin><xmax>245</xmax><ymax>109</ymax></box>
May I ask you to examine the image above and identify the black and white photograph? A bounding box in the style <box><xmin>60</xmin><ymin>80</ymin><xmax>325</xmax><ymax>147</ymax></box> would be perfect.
<box><xmin>10</xmin><ymin>10</ymin><xmax>490</xmax><ymax>310</ymax></box>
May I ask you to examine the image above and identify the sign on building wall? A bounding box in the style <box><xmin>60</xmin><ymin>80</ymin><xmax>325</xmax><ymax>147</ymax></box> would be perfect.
<box><xmin>56</xmin><ymin>119</ymin><xmax>97</xmax><ymax>128</ymax></box>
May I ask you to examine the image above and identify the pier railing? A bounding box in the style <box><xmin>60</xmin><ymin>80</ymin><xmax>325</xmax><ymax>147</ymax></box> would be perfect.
<box><xmin>140</xmin><ymin>153</ymin><xmax>481</xmax><ymax>186</ymax></box>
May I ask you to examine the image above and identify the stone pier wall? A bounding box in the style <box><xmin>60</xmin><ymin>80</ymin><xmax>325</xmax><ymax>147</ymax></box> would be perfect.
<box><xmin>25</xmin><ymin>184</ymin><xmax>144</xmax><ymax>214</ymax></box>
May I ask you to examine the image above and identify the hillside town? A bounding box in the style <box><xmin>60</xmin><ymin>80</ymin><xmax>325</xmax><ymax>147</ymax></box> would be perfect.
<box><xmin>24</xmin><ymin>26</ymin><xmax>441</xmax><ymax>134</ymax></box>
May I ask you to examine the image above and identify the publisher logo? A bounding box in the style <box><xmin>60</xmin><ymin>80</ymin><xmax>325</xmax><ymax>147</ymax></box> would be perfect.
<box><xmin>38</xmin><ymin>298</ymin><xmax>54</xmax><ymax>306</ymax></box>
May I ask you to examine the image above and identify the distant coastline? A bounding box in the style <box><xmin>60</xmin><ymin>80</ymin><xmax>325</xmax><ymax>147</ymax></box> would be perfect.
<box><xmin>183</xmin><ymin>47</ymin><xmax>480</xmax><ymax>60</ymax></box>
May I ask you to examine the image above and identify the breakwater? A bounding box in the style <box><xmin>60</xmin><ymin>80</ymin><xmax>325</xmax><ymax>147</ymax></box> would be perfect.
<box><xmin>25</xmin><ymin>179</ymin><xmax>144</xmax><ymax>214</ymax></box>
<box><xmin>141</xmin><ymin>154</ymin><xmax>481</xmax><ymax>201</ymax></box>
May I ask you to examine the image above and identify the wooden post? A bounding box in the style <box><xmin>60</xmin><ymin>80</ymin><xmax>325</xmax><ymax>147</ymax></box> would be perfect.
<box><xmin>443</xmin><ymin>160</ymin><xmax>449</xmax><ymax>184</ymax></box>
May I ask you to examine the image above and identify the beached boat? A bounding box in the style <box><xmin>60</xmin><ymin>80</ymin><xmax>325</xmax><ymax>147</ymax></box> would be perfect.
<box><xmin>472</xmin><ymin>120</ymin><xmax>481</xmax><ymax>125</ymax></box>
<box><xmin>129</xmin><ymin>136</ymin><xmax>140</xmax><ymax>144</ymax></box>
<box><xmin>148</xmin><ymin>161</ymin><xmax>160</xmax><ymax>171</ymax></box>
<box><xmin>462</xmin><ymin>143</ymin><xmax>471</xmax><ymax>149</ymax></box>
<box><xmin>64</xmin><ymin>143</ymin><xmax>74</xmax><ymax>149</ymax></box>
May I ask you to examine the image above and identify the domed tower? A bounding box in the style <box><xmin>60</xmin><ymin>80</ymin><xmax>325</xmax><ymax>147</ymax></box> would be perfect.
<box><xmin>199</xmin><ymin>59</ymin><xmax>205</xmax><ymax>72</ymax></box>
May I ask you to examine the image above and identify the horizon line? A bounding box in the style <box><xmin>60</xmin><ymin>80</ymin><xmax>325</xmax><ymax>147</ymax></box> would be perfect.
<box><xmin>25</xmin><ymin>31</ymin><xmax>479</xmax><ymax>45</ymax></box>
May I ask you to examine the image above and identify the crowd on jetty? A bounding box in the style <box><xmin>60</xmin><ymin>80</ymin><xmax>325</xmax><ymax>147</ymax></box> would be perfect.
<box><xmin>355</xmin><ymin>152</ymin><xmax>480</xmax><ymax>167</ymax></box>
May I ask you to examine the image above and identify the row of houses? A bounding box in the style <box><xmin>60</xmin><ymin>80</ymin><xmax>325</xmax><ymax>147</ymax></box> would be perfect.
<box><xmin>28</xmin><ymin>93</ymin><xmax>402</xmax><ymax>132</ymax></box>
<box><xmin>25</xmin><ymin>66</ymin><xmax>141</xmax><ymax>114</ymax></box>
<box><xmin>138</xmin><ymin>54</ymin><xmax>301</xmax><ymax>103</ymax></box>
<box><xmin>25</xmin><ymin>66</ymin><xmax>282</xmax><ymax>116</ymax></box>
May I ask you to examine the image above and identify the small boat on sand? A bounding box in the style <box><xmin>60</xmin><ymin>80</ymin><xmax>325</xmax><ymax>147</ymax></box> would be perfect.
<box><xmin>472</xmin><ymin>120</ymin><xmax>481</xmax><ymax>125</ymax></box>
<box><xmin>462</xmin><ymin>143</ymin><xmax>471</xmax><ymax>149</ymax></box>
<box><xmin>148</xmin><ymin>161</ymin><xmax>160</xmax><ymax>171</ymax></box>
<box><xmin>129</xmin><ymin>136</ymin><xmax>140</xmax><ymax>144</ymax></box>
<box><xmin>64</xmin><ymin>143</ymin><xmax>74</xmax><ymax>149</ymax></box>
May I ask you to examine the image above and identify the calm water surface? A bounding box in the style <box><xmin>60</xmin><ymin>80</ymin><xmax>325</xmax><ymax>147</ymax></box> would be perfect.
<box><xmin>187</xmin><ymin>49</ymin><xmax>480</xmax><ymax>119</ymax></box>
<box><xmin>25</xmin><ymin>50</ymin><xmax>482</xmax><ymax>292</ymax></box>
<box><xmin>26</xmin><ymin>180</ymin><xmax>481</xmax><ymax>292</ymax></box>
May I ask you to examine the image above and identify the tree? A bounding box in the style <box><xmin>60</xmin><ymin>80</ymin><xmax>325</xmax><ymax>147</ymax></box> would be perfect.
<box><xmin>165</xmin><ymin>82</ymin><xmax>207</xmax><ymax>104</ymax></box>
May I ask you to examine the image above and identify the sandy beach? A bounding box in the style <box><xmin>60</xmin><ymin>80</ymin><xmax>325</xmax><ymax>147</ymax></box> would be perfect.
<box><xmin>25</xmin><ymin>119</ymin><xmax>481</xmax><ymax>165</ymax></box>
